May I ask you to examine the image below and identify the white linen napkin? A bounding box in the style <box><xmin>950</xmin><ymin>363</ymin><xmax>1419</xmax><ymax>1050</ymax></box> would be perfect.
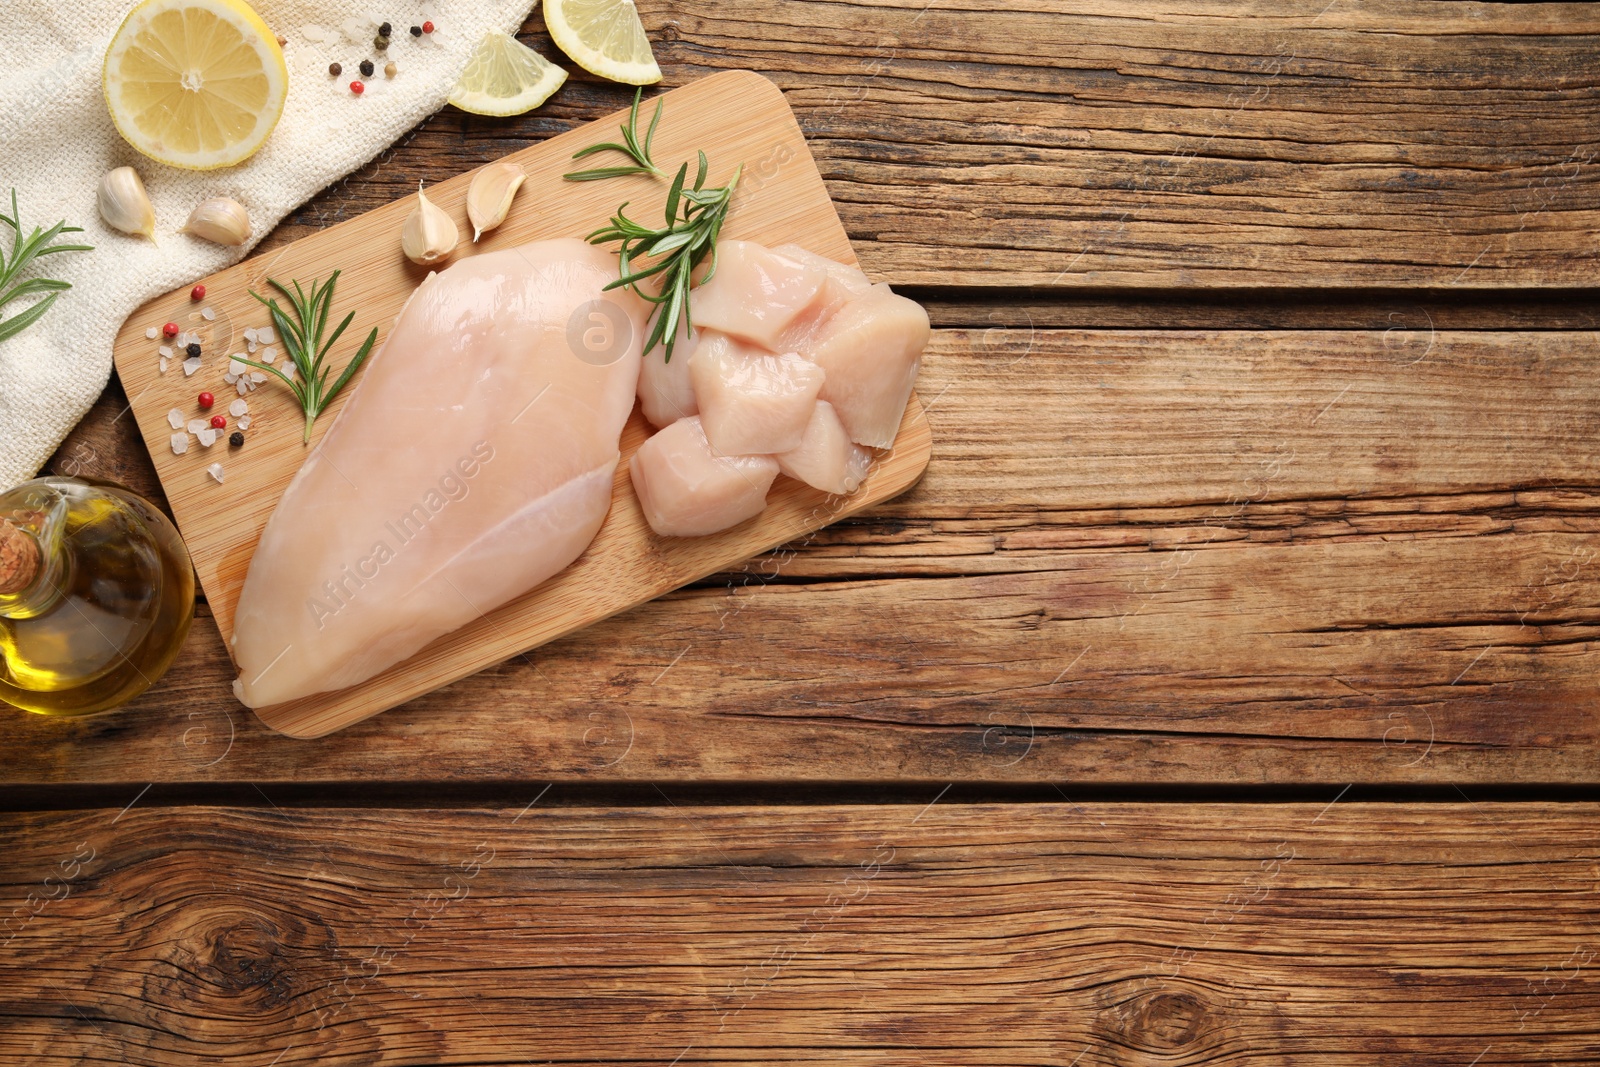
<box><xmin>0</xmin><ymin>0</ymin><xmax>535</xmax><ymax>486</ymax></box>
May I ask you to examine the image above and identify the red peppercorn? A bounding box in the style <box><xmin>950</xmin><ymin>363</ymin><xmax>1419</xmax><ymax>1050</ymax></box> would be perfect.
<box><xmin>210</xmin><ymin>415</ymin><xmax>227</xmax><ymax>430</ymax></box>
<box><xmin>162</xmin><ymin>321</ymin><xmax>179</xmax><ymax>338</ymax></box>
<box><xmin>197</xmin><ymin>391</ymin><xmax>215</xmax><ymax>409</ymax></box>
<box><xmin>190</xmin><ymin>284</ymin><xmax>206</xmax><ymax>301</ymax></box>
<box><xmin>350</xmin><ymin>80</ymin><xmax>364</xmax><ymax>94</ymax></box>
<box><xmin>422</xmin><ymin>20</ymin><xmax>434</xmax><ymax>33</ymax></box>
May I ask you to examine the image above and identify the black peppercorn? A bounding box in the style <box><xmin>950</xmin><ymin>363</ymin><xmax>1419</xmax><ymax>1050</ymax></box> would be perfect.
<box><xmin>185</xmin><ymin>342</ymin><xmax>201</xmax><ymax>358</ymax></box>
<box><xmin>229</xmin><ymin>431</ymin><xmax>244</xmax><ymax>448</ymax></box>
<box><xmin>379</xmin><ymin>20</ymin><xmax>392</xmax><ymax>36</ymax></box>
<box><xmin>328</xmin><ymin>61</ymin><xmax>342</xmax><ymax>76</ymax></box>
<box><xmin>373</xmin><ymin>34</ymin><xmax>389</xmax><ymax>50</ymax></box>
<box><xmin>359</xmin><ymin>59</ymin><xmax>375</xmax><ymax>77</ymax></box>
<box><xmin>409</xmin><ymin>24</ymin><xmax>422</xmax><ymax>36</ymax></box>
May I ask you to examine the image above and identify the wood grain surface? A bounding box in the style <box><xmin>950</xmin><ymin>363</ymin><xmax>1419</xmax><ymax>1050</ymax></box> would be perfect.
<box><xmin>2</xmin><ymin>801</ymin><xmax>1597</xmax><ymax>1064</ymax></box>
<box><xmin>14</xmin><ymin>326</ymin><xmax>1598</xmax><ymax>784</ymax></box>
<box><xmin>251</xmin><ymin>0</ymin><xmax>1600</xmax><ymax>291</ymax></box>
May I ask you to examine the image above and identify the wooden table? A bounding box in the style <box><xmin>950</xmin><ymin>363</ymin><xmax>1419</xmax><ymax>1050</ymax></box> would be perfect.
<box><xmin>4</xmin><ymin>2</ymin><xmax>1599</xmax><ymax>1062</ymax></box>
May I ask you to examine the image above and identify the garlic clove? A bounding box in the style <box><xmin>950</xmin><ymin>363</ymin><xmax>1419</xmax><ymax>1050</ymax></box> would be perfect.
<box><xmin>467</xmin><ymin>162</ymin><xmax>526</xmax><ymax>242</ymax></box>
<box><xmin>97</xmin><ymin>166</ymin><xmax>155</xmax><ymax>240</ymax></box>
<box><xmin>180</xmin><ymin>197</ymin><xmax>252</xmax><ymax>246</ymax></box>
<box><xmin>401</xmin><ymin>181</ymin><xmax>459</xmax><ymax>264</ymax></box>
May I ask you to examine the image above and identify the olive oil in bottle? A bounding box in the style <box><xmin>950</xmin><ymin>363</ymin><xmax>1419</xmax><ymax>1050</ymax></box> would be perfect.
<box><xmin>0</xmin><ymin>476</ymin><xmax>195</xmax><ymax>716</ymax></box>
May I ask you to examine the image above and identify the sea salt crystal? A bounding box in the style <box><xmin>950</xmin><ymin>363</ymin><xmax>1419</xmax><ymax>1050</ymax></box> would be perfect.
<box><xmin>247</xmin><ymin>341</ymin><xmax>258</xmax><ymax>354</ymax></box>
<box><xmin>250</xmin><ymin>372</ymin><xmax>267</xmax><ymax>383</ymax></box>
<box><xmin>229</xmin><ymin>358</ymin><xmax>247</xmax><ymax>375</ymax></box>
<box><xmin>158</xmin><ymin>345</ymin><xmax>173</xmax><ymax>358</ymax></box>
<box><xmin>244</xmin><ymin>327</ymin><xmax>258</xmax><ymax>343</ymax></box>
<box><xmin>159</xmin><ymin>357</ymin><xmax>169</xmax><ymax>374</ymax></box>
<box><xmin>301</xmin><ymin>23</ymin><xmax>329</xmax><ymax>42</ymax></box>
<box><xmin>167</xmin><ymin>409</ymin><xmax>184</xmax><ymax>430</ymax></box>
<box><xmin>187</xmin><ymin>418</ymin><xmax>208</xmax><ymax>434</ymax></box>
<box><xmin>170</xmin><ymin>434</ymin><xmax>188</xmax><ymax>455</ymax></box>
<box><xmin>201</xmin><ymin>306</ymin><xmax>216</xmax><ymax>321</ymax></box>
<box><xmin>197</xmin><ymin>428</ymin><xmax>218</xmax><ymax>447</ymax></box>
<box><xmin>340</xmin><ymin>16</ymin><xmax>368</xmax><ymax>43</ymax></box>
<box><xmin>258</xmin><ymin>325</ymin><xmax>276</xmax><ymax>344</ymax></box>
<box><xmin>283</xmin><ymin>365</ymin><xmax>296</xmax><ymax>383</ymax></box>
<box><xmin>145</xmin><ymin>326</ymin><xmax>158</xmax><ymax>340</ymax></box>
<box><xmin>229</xmin><ymin>399</ymin><xmax>248</xmax><ymax>417</ymax></box>
<box><xmin>262</xmin><ymin>347</ymin><xmax>278</xmax><ymax>363</ymax></box>
<box><xmin>207</xmin><ymin>463</ymin><xmax>225</xmax><ymax>484</ymax></box>
<box><xmin>237</xmin><ymin>379</ymin><xmax>251</xmax><ymax>396</ymax></box>
<box><xmin>183</xmin><ymin>357</ymin><xmax>202</xmax><ymax>376</ymax></box>
<box><xmin>224</xmin><ymin>373</ymin><xmax>238</xmax><ymax>384</ymax></box>
<box><xmin>237</xmin><ymin>416</ymin><xmax>252</xmax><ymax>430</ymax></box>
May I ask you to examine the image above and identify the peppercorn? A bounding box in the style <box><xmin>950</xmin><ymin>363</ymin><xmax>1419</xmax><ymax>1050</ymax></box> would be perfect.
<box><xmin>190</xmin><ymin>284</ymin><xmax>206</xmax><ymax>301</ymax></box>
<box><xmin>162</xmin><ymin>321</ymin><xmax>179</xmax><ymax>338</ymax></box>
<box><xmin>384</xmin><ymin>61</ymin><xmax>397</xmax><ymax>78</ymax></box>
<box><xmin>197</xmin><ymin>391</ymin><xmax>215</xmax><ymax>409</ymax></box>
<box><xmin>374</xmin><ymin>34</ymin><xmax>389</xmax><ymax>50</ymax></box>
<box><xmin>350</xmin><ymin>80</ymin><xmax>365</xmax><ymax>94</ymax></box>
<box><xmin>409</xmin><ymin>24</ymin><xmax>422</xmax><ymax>36</ymax></box>
<box><xmin>329</xmin><ymin>61</ymin><xmax>342</xmax><ymax>76</ymax></box>
<box><xmin>185</xmin><ymin>342</ymin><xmax>201</xmax><ymax>358</ymax></box>
<box><xmin>229</xmin><ymin>431</ymin><xmax>245</xmax><ymax>448</ymax></box>
<box><xmin>210</xmin><ymin>415</ymin><xmax>227</xmax><ymax>430</ymax></box>
<box><xmin>359</xmin><ymin>59</ymin><xmax>375</xmax><ymax>77</ymax></box>
<box><xmin>422</xmin><ymin>20</ymin><xmax>434</xmax><ymax>33</ymax></box>
<box><xmin>275</xmin><ymin>34</ymin><xmax>287</xmax><ymax>46</ymax></box>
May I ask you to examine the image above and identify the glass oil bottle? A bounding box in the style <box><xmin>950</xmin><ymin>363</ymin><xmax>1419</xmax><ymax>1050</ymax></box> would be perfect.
<box><xmin>0</xmin><ymin>476</ymin><xmax>194</xmax><ymax>716</ymax></box>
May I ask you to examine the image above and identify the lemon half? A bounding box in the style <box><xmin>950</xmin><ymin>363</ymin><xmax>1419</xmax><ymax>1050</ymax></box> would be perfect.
<box><xmin>448</xmin><ymin>32</ymin><xmax>568</xmax><ymax>117</ymax></box>
<box><xmin>104</xmin><ymin>0</ymin><xmax>287</xmax><ymax>171</ymax></box>
<box><xmin>544</xmin><ymin>0</ymin><xmax>662</xmax><ymax>85</ymax></box>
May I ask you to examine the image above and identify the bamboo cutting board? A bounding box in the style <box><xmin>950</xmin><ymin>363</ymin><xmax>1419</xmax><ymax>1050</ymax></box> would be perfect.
<box><xmin>111</xmin><ymin>70</ymin><xmax>931</xmax><ymax>738</ymax></box>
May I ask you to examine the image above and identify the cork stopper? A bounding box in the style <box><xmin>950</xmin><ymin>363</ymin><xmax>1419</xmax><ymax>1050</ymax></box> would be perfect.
<box><xmin>0</xmin><ymin>518</ymin><xmax>41</xmax><ymax>595</ymax></box>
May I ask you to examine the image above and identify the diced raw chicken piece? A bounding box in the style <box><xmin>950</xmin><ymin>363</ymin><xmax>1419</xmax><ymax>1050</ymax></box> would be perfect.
<box><xmin>803</xmin><ymin>283</ymin><xmax>930</xmax><ymax>448</ymax></box>
<box><xmin>630</xmin><ymin>416</ymin><xmax>779</xmax><ymax>537</ymax></box>
<box><xmin>690</xmin><ymin>240</ymin><xmax>825</xmax><ymax>349</ymax></box>
<box><xmin>771</xmin><ymin>244</ymin><xmax>875</xmax><ymax>352</ymax></box>
<box><xmin>689</xmin><ymin>330</ymin><xmax>826</xmax><ymax>455</ymax></box>
<box><xmin>638</xmin><ymin>318</ymin><xmax>700</xmax><ymax>429</ymax></box>
<box><xmin>231</xmin><ymin>239</ymin><xmax>647</xmax><ymax>708</ymax></box>
<box><xmin>776</xmin><ymin>400</ymin><xmax>873</xmax><ymax>495</ymax></box>
<box><xmin>774</xmin><ymin>244</ymin><xmax>873</xmax><ymax>298</ymax></box>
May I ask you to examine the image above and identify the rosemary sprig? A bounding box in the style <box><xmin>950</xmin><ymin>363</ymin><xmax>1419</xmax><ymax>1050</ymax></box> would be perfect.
<box><xmin>585</xmin><ymin>153</ymin><xmax>742</xmax><ymax>362</ymax></box>
<box><xmin>563</xmin><ymin>87</ymin><xmax>665</xmax><ymax>181</ymax></box>
<box><xmin>234</xmin><ymin>272</ymin><xmax>377</xmax><ymax>444</ymax></box>
<box><xmin>0</xmin><ymin>190</ymin><xmax>92</xmax><ymax>344</ymax></box>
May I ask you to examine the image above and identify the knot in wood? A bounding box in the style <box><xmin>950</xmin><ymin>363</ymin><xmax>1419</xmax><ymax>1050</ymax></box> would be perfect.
<box><xmin>1097</xmin><ymin>982</ymin><xmax>1217</xmax><ymax>1055</ymax></box>
<box><xmin>142</xmin><ymin>905</ymin><xmax>329</xmax><ymax>1016</ymax></box>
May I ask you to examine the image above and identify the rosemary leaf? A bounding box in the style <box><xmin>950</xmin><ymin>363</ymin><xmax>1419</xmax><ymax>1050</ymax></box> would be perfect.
<box><xmin>563</xmin><ymin>88</ymin><xmax>667</xmax><ymax>182</ymax></box>
<box><xmin>0</xmin><ymin>190</ymin><xmax>92</xmax><ymax>344</ymax></box>
<box><xmin>243</xmin><ymin>270</ymin><xmax>377</xmax><ymax>443</ymax></box>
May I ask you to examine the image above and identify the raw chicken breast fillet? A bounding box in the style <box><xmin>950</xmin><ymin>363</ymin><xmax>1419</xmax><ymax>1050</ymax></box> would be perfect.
<box><xmin>231</xmin><ymin>239</ymin><xmax>646</xmax><ymax>708</ymax></box>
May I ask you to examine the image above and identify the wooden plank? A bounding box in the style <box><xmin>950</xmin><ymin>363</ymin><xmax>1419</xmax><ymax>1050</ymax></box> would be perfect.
<box><xmin>1</xmin><ymin>802</ymin><xmax>1596</xmax><ymax>1064</ymax></box>
<box><xmin>262</xmin><ymin>1</ymin><xmax>1600</xmax><ymax>290</ymax></box>
<box><xmin>110</xmin><ymin>69</ymin><xmax>930</xmax><ymax>737</ymax></box>
<box><xmin>7</xmin><ymin>328</ymin><xmax>1597</xmax><ymax>784</ymax></box>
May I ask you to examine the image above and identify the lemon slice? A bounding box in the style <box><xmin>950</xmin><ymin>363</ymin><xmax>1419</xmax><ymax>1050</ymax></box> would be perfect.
<box><xmin>448</xmin><ymin>32</ymin><xmax>569</xmax><ymax>117</ymax></box>
<box><xmin>103</xmin><ymin>0</ymin><xmax>287</xmax><ymax>171</ymax></box>
<box><xmin>544</xmin><ymin>0</ymin><xmax>662</xmax><ymax>85</ymax></box>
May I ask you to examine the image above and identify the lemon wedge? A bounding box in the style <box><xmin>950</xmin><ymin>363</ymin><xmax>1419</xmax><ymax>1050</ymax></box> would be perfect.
<box><xmin>448</xmin><ymin>31</ymin><xmax>568</xmax><ymax>117</ymax></box>
<box><xmin>103</xmin><ymin>0</ymin><xmax>287</xmax><ymax>171</ymax></box>
<box><xmin>544</xmin><ymin>0</ymin><xmax>662</xmax><ymax>85</ymax></box>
